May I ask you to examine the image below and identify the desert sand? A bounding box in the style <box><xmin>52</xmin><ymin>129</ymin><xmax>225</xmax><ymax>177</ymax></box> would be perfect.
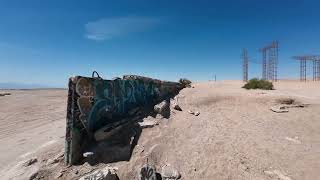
<box><xmin>0</xmin><ymin>80</ymin><xmax>320</xmax><ymax>180</ymax></box>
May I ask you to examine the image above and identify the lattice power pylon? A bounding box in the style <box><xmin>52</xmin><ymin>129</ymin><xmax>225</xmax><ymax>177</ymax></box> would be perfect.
<box><xmin>317</xmin><ymin>60</ymin><xmax>320</xmax><ymax>81</ymax></box>
<box><xmin>262</xmin><ymin>49</ymin><xmax>267</xmax><ymax>80</ymax></box>
<box><xmin>260</xmin><ymin>41</ymin><xmax>279</xmax><ymax>81</ymax></box>
<box><xmin>242</xmin><ymin>48</ymin><xmax>249</xmax><ymax>82</ymax></box>
<box><xmin>293</xmin><ymin>55</ymin><xmax>320</xmax><ymax>82</ymax></box>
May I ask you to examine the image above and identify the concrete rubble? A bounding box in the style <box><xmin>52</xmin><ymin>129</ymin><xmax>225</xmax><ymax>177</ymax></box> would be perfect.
<box><xmin>154</xmin><ymin>100</ymin><xmax>170</xmax><ymax>118</ymax></box>
<box><xmin>161</xmin><ymin>164</ymin><xmax>181</xmax><ymax>180</ymax></box>
<box><xmin>23</xmin><ymin>158</ymin><xmax>38</xmax><ymax>167</ymax></box>
<box><xmin>83</xmin><ymin>152</ymin><xmax>94</xmax><ymax>158</ymax></box>
<box><xmin>188</xmin><ymin>110</ymin><xmax>200</xmax><ymax>116</ymax></box>
<box><xmin>270</xmin><ymin>105</ymin><xmax>289</xmax><ymax>113</ymax></box>
<box><xmin>264</xmin><ymin>170</ymin><xmax>292</xmax><ymax>180</ymax></box>
<box><xmin>79</xmin><ymin>166</ymin><xmax>119</xmax><ymax>180</ymax></box>
<box><xmin>138</xmin><ymin>119</ymin><xmax>159</xmax><ymax>128</ymax></box>
<box><xmin>171</xmin><ymin>98</ymin><xmax>182</xmax><ymax>111</ymax></box>
<box><xmin>270</xmin><ymin>103</ymin><xmax>307</xmax><ymax>113</ymax></box>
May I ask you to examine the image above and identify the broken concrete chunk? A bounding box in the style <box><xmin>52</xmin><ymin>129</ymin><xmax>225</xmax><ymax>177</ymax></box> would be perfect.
<box><xmin>285</xmin><ymin>137</ymin><xmax>301</xmax><ymax>144</ymax></box>
<box><xmin>264</xmin><ymin>170</ymin><xmax>292</xmax><ymax>180</ymax></box>
<box><xmin>138</xmin><ymin>119</ymin><xmax>159</xmax><ymax>128</ymax></box>
<box><xmin>47</xmin><ymin>151</ymin><xmax>64</xmax><ymax>165</ymax></box>
<box><xmin>188</xmin><ymin>110</ymin><xmax>200</xmax><ymax>116</ymax></box>
<box><xmin>83</xmin><ymin>152</ymin><xmax>94</xmax><ymax>158</ymax></box>
<box><xmin>171</xmin><ymin>97</ymin><xmax>182</xmax><ymax>111</ymax></box>
<box><xmin>161</xmin><ymin>164</ymin><xmax>181</xmax><ymax>180</ymax></box>
<box><xmin>172</xmin><ymin>102</ymin><xmax>182</xmax><ymax>111</ymax></box>
<box><xmin>188</xmin><ymin>110</ymin><xmax>195</xmax><ymax>115</ymax></box>
<box><xmin>270</xmin><ymin>106</ymin><xmax>289</xmax><ymax>113</ymax></box>
<box><xmin>23</xmin><ymin>158</ymin><xmax>38</xmax><ymax>167</ymax></box>
<box><xmin>139</xmin><ymin>164</ymin><xmax>157</xmax><ymax>180</ymax></box>
<box><xmin>79</xmin><ymin>166</ymin><xmax>119</xmax><ymax>180</ymax></box>
<box><xmin>154</xmin><ymin>100</ymin><xmax>170</xmax><ymax>115</ymax></box>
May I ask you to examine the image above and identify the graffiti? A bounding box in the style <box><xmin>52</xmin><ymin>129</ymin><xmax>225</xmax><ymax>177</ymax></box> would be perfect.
<box><xmin>80</xmin><ymin>167</ymin><xmax>119</xmax><ymax>180</ymax></box>
<box><xmin>65</xmin><ymin>74</ymin><xmax>183</xmax><ymax>165</ymax></box>
<box><xmin>87</xmin><ymin>78</ymin><xmax>160</xmax><ymax>131</ymax></box>
<box><xmin>140</xmin><ymin>164</ymin><xmax>157</xmax><ymax>180</ymax></box>
<box><xmin>83</xmin><ymin>170</ymin><xmax>104</xmax><ymax>180</ymax></box>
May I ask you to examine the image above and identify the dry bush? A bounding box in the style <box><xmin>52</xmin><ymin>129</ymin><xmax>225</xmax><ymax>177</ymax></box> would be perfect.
<box><xmin>242</xmin><ymin>78</ymin><xmax>274</xmax><ymax>90</ymax></box>
<box><xmin>179</xmin><ymin>78</ymin><xmax>192</xmax><ymax>88</ymax></box>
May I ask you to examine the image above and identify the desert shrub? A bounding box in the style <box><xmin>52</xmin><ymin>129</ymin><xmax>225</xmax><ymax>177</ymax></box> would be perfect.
<box><xmin>179</xmin><ymin>78</ymin><xmax>192</xmax><ymax>88</ymax></box>
<box><xmin>242</xmin><ymin>78</ymin><xmax>274</xmax><ymax>90</ymax></box>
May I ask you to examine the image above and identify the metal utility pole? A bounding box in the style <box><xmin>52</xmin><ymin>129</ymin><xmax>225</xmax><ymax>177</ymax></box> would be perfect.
<box><xmin>242</xmin><ymin>49</ymin><xmax>249</xmax><ymax>82</ymax></box>
<box><xmin>260</xmin><ymin>41</ymin><xmax>279</xmax><ymax>81</ymax></box>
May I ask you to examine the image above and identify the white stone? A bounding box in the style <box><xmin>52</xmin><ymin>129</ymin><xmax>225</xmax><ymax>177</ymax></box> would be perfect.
<box><xmin>79</xmin><ymin>166</ymin><xmax>118</xmax><ymax>180</ymax></box>
<box><xmin>138</xmin><ymin>119</ymin><xmax>159</xmax><ymax>128</ymax></box>
<box><xmin>161</xmin><ymin>164</ymin><xmax>181</xmax><ymax>180</ymax></box>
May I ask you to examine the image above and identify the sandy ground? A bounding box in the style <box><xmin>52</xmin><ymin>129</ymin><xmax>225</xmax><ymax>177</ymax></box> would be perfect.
<box><xmin>0</xmin><ymin>90</ymin><xmax>66</xmax><ymax>169</ymax></box>
<box><xmin>0</xmin><ymin>81</ymin><xmax>320</xmax><ymax>180</ymax></box>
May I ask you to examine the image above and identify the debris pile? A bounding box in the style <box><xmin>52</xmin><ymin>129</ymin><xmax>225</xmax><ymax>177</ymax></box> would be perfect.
<box><xmin>188</xmin><ymin>110</ymin><xmax>200</xmax><ymax>116</ymax></box>
<box><xmin>270</xmin><ymin>97</ymin><xmax>308</xmax><ymax>113</ymax></box>
<box><xmin>139</xmin><ymin>163</ymin><xmax>181</xmax><ymax>180</ymax></box>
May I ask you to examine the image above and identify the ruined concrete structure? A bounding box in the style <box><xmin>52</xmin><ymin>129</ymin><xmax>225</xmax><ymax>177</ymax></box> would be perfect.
<box><xmin>65</xmin><ymin>74</ymin><xmax>183</xmax><ymax>165</ymax></box>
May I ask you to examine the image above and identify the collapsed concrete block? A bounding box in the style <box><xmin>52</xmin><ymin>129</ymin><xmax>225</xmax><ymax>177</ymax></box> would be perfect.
<box><xmin>154</xmin><ymin>100</ymin><xmax>170</xmax><ymax>117</ymax></box>
<box><xmin>138</xmin><ymin>119</ymin><xmax>159</xmax><ymax>128</ymax></box>
<box><xmin>79</xmin><ymin>166</ymin><xmax>119</xmax><ymax>180</ymax></box>
<box><xmin>161</xmin><ymin>164</ymin><xmax>181</xmax><ymax>180</ymax></box>
<box><xmin>270</xmin><ymin>105</ymin><xmax>289</xmax><ymax>113</ymax></box>
<box><xmin>65</xmin><ymin>74</ymin><xmax>184</xmax><ymax>165</ymax></box>
<box><xmin>171</xmin><ymin>98</ymin><xmax>182</xmax><ymax>111</ymax></box>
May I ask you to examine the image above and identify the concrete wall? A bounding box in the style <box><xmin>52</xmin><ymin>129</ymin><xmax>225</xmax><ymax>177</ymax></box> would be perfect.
<box><xmin>65</xmin><ymin>75</ymin><xmax>183</xmax><ymax>165</ymax></box>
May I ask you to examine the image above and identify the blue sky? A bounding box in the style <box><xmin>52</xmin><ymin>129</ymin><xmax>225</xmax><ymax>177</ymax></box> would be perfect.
<box><xmin>1</xmin><ymin>0</ymin><xmax>320</xmax><ymax>87</ymax></box>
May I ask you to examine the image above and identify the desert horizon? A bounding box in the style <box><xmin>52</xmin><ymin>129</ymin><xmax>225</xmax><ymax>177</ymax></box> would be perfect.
<box><xmin>1</xmin><ymin>80</ymin><xmax>320</xmax><ymax>179</ymax></box>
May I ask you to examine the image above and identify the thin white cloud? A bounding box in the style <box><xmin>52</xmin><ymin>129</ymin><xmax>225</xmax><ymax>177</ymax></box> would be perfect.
<box><xmin>85</xmin><ymin>16</ymin><xmax>162</xmax><ymax>41</ymax></box>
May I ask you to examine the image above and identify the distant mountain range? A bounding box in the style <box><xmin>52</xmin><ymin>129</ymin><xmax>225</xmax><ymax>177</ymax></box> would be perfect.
<box><xmin>0</xmin><ymin>82</ymin><xmax>63</xmax><ymax>89</ymax></box>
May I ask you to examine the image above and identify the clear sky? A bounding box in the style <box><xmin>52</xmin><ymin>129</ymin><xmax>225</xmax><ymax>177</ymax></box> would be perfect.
<box><xmin>1</xmin><ymin>0</ymin><xmax>320</xmax><ymax>87</ymax></box>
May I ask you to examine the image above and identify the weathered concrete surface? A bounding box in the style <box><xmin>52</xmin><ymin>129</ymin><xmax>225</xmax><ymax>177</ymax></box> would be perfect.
<box><xmin>65</xmin><ymin>75</ymin><xmax>183</xmax><ymax>165</ymax></box>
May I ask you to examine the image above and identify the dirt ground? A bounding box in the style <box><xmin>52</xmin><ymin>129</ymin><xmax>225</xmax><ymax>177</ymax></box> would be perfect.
<box><xmin>0</xmin><ymin>80</ymin><xmax>320</xmax><ymax>180</ymax></box>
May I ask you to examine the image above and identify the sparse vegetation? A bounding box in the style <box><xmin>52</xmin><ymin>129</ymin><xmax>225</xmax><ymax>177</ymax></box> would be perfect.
<box><xmin>242</xmin><ymin>78</ymin><xmax>274</xmax><ymax>90</ymax></box>
<box><xmin>179</xmin><ymin>78</ymin><xmax>192</xmax><ymax>88</ymax></box>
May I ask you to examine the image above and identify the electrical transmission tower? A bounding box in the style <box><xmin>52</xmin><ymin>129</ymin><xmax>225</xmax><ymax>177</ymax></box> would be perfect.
<box><xmin>242</xmin><ymin>49</ymin><xmax>249</xmax><ymax>82</ymax></box>
<box><xmin>260</xmin><ymin>41</ymin><xmax>279</xmax><ymax>81</ymax></box>
<box><xmin>293</xmin><ymin>55</ymin><xmax>320</xmax><ymax>82</ymax></box>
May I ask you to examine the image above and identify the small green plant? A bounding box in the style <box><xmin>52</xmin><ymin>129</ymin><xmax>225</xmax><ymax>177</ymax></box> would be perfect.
<box><xmin>242</xmin><ymin>78</ymin><xmax>274</xmax><ymax>90</ymax></box>
<box><xmin>179</xmin><ymin>78</ymin><xmax>192</xmax><ymax>88</ymax></box>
